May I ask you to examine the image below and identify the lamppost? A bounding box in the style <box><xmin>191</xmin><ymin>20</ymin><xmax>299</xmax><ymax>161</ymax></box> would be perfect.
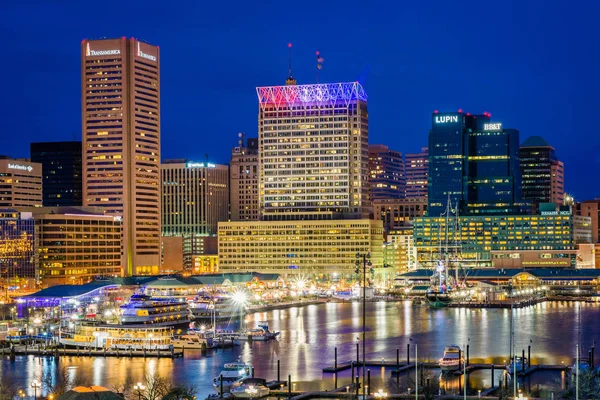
<box><xmin>31</xmin><ymin>381</ymin><xmax>41</xmax><ymax>400</ymax></box>
<box><xmin>133</xmin><ymin>382</ymin><xmax>145</xmax><ymax>400</ymax></box>
<box><xmin>355</xmin><ymin>252</ymin><xmax>371</xmax><ymax>398</ymax></box>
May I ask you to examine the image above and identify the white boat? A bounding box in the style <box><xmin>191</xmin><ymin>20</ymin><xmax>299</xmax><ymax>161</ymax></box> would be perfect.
<box><xmin>213</xmin><ymin>361</ymin><xmax>253</xmax><ymax>394</ymax></box>
<box><xmin>230</xmin><ymin>378</ymin><xmax>270</xmax><ymax>398</ymax></box>
<box><xmin>439</xmin><ymin>345</ymin><xmax>462</xmax><ymax>372</ymax></box>
<box><xmin>236</xmin><ymin>322</ymin><xmax>279</xmax><ymax>341</ymax></box>
<box><xmin>59</xmin><ymin>325</ymin><xmax>173</xmax><ymax>350</ymax></box>
<box><xmin>172</xmin><ymin>333</ymin><xmax>215</xmax><ymax>349</ymax></box>
<box><xmin>189</xmin><ymin>294</ymin><xmax>241</xmax><ymax>321</ymax></box>
<box><xmin>120</xmin><ymin>294</ymin><xmax>192</xmax><ymax>329</ymax></box>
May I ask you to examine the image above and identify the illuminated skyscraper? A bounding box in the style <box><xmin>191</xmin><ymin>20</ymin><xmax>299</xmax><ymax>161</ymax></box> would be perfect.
<box><xmin>368</xmin><ymin>144</ymin><xmax>405</xmax><ymax>200</ymax></box>
<box><xmin>257</xmin><ymin>82</ymin><xmax>370</xmax><ymax>220</ymax></box>
<box><xmin>519</xmin><ymin>136</ymin><xmax>564</xmax><ymax>206</ymax></box>
<box><xmin>81</xmin><ymin>38</ymin><xmax>161</xmax><ymax>276</ymax></box>
<box><xmin>405</xmin><ymin>147</ymin><xmax>428</xmax><ymax>199</ymax></box>
<box><xmin>229</xmin><ymin>135</ymin><xmax>259</xmax><ymax>221</ymax></box>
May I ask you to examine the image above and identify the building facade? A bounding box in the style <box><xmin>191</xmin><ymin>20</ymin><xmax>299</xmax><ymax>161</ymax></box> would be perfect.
<box><xmin>368</xmin><ymin>144</ymin><xmax>405</xmax><ymax>200</ymax></box>
<box><xmin>229</xmin><ymin>136</ymin><xmax>259</xmax><ymax>221</ymax></box>
<box><xmin>576</xmin><ymin>200</ymin><xmax>600</xmax><ymax>243</ymax></box>
<box><xmin>520</xmin><ymin>136</ymin><xmax>565</xmax><ymax>206</ymax></box>
<box><xmin>428</xmin><ymin>111</ymin><xmax>524</xmax><ymax>216</ymax></box>
<box><xmin>218</xmin><ymin>219</ymin><xmax>384</xmax><ymax>278</ymax></box>
<box><xmin>413</xmin><ymin>211</ymin><xmax>583</xmax><ymax>269</ymax></box>
<box><xmin>373</xmin><ymin>198</ymin><xmax>428</xmax><ymax>230</ymax></box>
<box><xmin>0</xmin><ymin>209</ymin><xmax>36</xmax><ymax>282</ymax></box>
<box><xmin>257</xmin><ymin>82</ymin><xmax>370</xmax><ymax>220</ymax></box>
<box><xmin>81</xmin><ymin>38</ymin><xmax>161</xmax><ymax>275</ymax></box>
<box><xmin>18</xmin><ymin>206</ymin><xmax>122</xmax><ymax>285</ymax></box>
<box><xmin>30</xmin><ymin>141</ymin><xmax>82</xmax><ymax>207</ymax></box>
<box><xmin>0</xmin><ymin>158</ymin><xmax>42</xmax><ymax>208</ymax></box>
<box><xmin>386</xmin><ymin>226</ymin><xmax>417</xmax><ymax>273</ymax></box>
<box><xmin>405</xmin><ymin>147</ymin><xmax>428</xmax><ymax>199</ymax></box>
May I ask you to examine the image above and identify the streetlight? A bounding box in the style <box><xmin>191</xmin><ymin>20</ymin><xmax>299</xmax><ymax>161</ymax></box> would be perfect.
<box><xmin>355</xmin><ymin>251</ymin><xmax>371</xmax><ymax>398</ymax></box>
<box><xmin>18</xmin><ymin>389</ymin><xmax>25</xmax><ymax>400</ymax></box>
<box><xmin>133</xmin><ymin>382</ymin><xmax>145</xmax><ymax>400</ymax></box>
<box><xmin>31</xmin><ymin>381</ymin><xmax>41</xmax><ymax>400</ymax></box>
<box><xmin>374</xmin><ymin>389</ymin><xmax>388</xmax><ymax>398</ymax></box>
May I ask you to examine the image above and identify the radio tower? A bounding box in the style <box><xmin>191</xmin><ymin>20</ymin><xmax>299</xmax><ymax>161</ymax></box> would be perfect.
<box><xmin>286</xmin><ymin>43</ymin><xmax>296</xmax><ymax>85</ymax></box>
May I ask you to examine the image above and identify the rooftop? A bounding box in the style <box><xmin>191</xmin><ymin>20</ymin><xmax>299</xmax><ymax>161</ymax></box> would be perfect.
<box><xmin>256</xmin><ymin>82</ymin><xmax>367</xmax><ymax>109</ymax></box>
<box><xmin>521</xmin><ymin>136</ymin><xmax>553</xmax><ymax>148</ymax></box>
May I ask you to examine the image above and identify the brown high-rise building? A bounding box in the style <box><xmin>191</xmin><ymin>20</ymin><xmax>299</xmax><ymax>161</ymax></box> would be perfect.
<box><xmin>0</xmin><ymin>158</ymin><xmax>42</xmax><ymax>207</ymax></box>
<box><xmin>81</xmin><ymin>38</ymin><xmax>161</xmax><ymax>276</ymax></box>
<box><xmin>229</xmin><ymin>135</ymin><xmax>259</xmax><ymax>221</ymax></box>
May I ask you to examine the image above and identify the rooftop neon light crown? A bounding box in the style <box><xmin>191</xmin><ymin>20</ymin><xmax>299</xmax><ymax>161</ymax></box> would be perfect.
<box><xmin>256</xmin><ymin>82</ymin><xmax>367</xmax><ymax>110</ymax></box>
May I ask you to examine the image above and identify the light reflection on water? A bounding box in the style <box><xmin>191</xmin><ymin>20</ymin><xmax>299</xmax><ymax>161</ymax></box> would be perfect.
<box><xmin>0</xmin><ymin>301</ymin><xmax>595</xmax><ymax>397</ymax></box>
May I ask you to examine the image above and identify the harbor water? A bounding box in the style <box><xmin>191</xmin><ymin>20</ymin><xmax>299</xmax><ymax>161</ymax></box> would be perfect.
<box><xmin>1</xmin><ymin>300</ymin><xmax>596</xmax><ymax>397</ymax></box>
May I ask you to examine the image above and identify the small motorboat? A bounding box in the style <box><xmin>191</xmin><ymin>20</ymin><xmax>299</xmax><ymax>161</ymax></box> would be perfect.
<box><xmin>230</xmin><ymin>378</ymin><xmax>270</xmax><ymax>398</ymax></box>
<box><xmin>172</xmin><ymin>333</ymin><xmax>215</xmax><ymax>349</ymax></box>
<box><xmin>213</xmin><ymin>360</ymin><xmax>253</xmax><ymax>394</ymax></box>
<box><xmin>439</xmin><ymin>345</ymin><xmax>462</xmax><ymax>372</ymax></box>
<box><xmin>507</xmin><ymin>356</ymin><xmax>528</xmax><ymax>374</ymax></box>
<box><xmin>237</xmin><ymin>322</ymin><xmax>280</xmax><ymax>341</ymax></box>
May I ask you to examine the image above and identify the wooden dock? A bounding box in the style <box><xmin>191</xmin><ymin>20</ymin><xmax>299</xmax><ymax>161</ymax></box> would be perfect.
<box><xmin>2</xmin><ymin>345</ymin><xmax>183</xmax><ymax>358</ymax></box>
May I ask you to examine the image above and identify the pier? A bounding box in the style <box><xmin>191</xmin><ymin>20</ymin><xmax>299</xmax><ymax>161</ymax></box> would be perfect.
<box><xmin>2</xmin><ymin>345</ymin><xmax>183</xmax><ymax>358</ymax></box>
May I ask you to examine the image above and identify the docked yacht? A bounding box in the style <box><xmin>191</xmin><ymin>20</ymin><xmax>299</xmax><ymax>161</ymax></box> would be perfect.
<box><xmin>172</xmin><ymin>332</ymin><xmax>215</xmax><ymax>349</ymax></box>
<box><xmin>213</xmin><ymin>361</ymin><xmax>253</xmax><ymax>394</ymax></box>
<box><xmin>189</xmin><ymin>294</ymin><xmax>241</xmax><ymax>321</ymax></box>
<box><xmin>230</xmin><ymin>378</ymin><xmax>270</xmax><ymax>398</ymax></box>
<box><xmin>236</xmin><ymin>322</ymin><xmax>279</xmax><ymax>341</ymax></box>
<box><xmin>507</xmin><ymin>356</ymin><xmax>528</xmax><ymax>374</ymax></box>
<box><xmin>120</xmin><ymin>294</ymin><xmax>192</xmax><ymax>329</ymax></box>
<box><xmin>439</xmin><ymin>345</ymin><xmax>462</xmax><ymax>372</ymax></box>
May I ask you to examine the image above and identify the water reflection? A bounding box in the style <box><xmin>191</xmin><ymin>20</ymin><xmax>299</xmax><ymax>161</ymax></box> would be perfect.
<box><xmin>1</xmin><ymin>301</ymin><xmax>596</xmax><ymax>396</ymax></box>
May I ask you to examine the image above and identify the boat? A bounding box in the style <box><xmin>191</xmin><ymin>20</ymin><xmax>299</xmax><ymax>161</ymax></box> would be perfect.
<box><xmin>120</xmin><ymin>293</ymin><xmax>192</xmax><ymax>330</ymax></box>
<box><xmin>236</xmin><ymin>322</ymin><xmax>279</xmax><ymax>341</ymax></box>
<box><xmin>189</xmin><ymin>294</ymin><xmax>242</xmax><ymax>321</ymax></box>
<box><xmin>439</xmin><ymin>345</ymin><xmax>463</xmax><ymax>372</ymax></box>
<box><xmin>507</xmin><ymin>356</ymin><xmax>528</xmax><ymax>374</ymax></box>
<box><xmin>213</xmin><ymin>361</ymin><xmax>253</xmax><ymax>394</ymax></box>
<box><xmin>230</xmin><ymin>378</ymin><xmax>270</xmax><ymax>398</ymax></box>
<box><xmin>59</xmin><ymin>324</ymin><xmax>173</xmax><ymax>350</ymax></box>
<box><xmin>571</xmin><ymin>357</ymin><xmax>590</xmax><ymax>375</ymax></box>
<box><xmin>172</xmin><ymin>332</ymin><xmax>215</xmax><ymax>349</ymax></box>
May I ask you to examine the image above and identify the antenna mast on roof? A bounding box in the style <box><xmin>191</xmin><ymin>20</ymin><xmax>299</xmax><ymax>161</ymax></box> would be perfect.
<box><xmin>286</xmin><ymin>43</ymin><xmax>296</xmax><ymax>86</ymax></box>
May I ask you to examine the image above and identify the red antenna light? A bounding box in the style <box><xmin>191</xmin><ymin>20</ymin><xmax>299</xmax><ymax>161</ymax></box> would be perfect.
<box><xmin>466</xmin><ymin>112</ymin><xmax>471</xmax><ymax>116</ymax></box>
<box><xmin>316</xmin><ymin>51</ymin><xmax>320</xmax><ymax>55</ymax></box>
<box><xmin>434</xmin><ymin>110</ymin><xmax>439</xmax><ymax>114</ymax></box>
<box><xmin>288</xmin><ymin>43</ymin><xmax>292</xmax><ymax>48</ymax></box>
<box><xmin>458</xmin><ymin>109</ymin><xmax>463</xmax><ymax>113</ymax></box>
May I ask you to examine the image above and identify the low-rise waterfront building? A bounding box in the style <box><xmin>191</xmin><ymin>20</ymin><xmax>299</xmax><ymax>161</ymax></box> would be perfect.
<box><xmin>374</xmin><ymin>198</ymin><xmax>427</xmax><ymax>230</ymax></box>
<box><xmin>0</xmin><ymin>209</ymin><xmax>36</xmax><ymax>284</ymax></box>
<box><xmin>218</xmin><ymin>219</ymin><xmax>384</xmax><ymax>280</ymax></box>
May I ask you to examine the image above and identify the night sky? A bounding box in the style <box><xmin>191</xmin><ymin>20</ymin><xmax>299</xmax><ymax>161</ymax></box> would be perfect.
<box><xmin>2</xmin><ymin>1</ymin><xmax>599</xmax><ymax>199</ymax></box>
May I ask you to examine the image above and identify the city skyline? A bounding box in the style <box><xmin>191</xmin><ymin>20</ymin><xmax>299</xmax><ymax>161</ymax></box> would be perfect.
<box><xmin>2</xmin><ymin>1</ymin><xmax>600</xmax><ymax>200</ymax></box>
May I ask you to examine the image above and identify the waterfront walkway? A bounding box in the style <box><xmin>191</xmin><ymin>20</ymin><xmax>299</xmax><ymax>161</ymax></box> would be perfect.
<box><xmin>3</xmin><ymin>344</ymin><xmax>183</xmax><ymax>358</ymax></box>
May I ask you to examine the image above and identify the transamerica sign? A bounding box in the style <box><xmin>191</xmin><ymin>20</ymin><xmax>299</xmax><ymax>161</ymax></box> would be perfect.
<box><xmin>138</xmin><ymin>42</ymin><xmax>157</xmax><ymax>62</ymax></box>
<box><xmin>86</xmin><ymin>43</ymin><xmax>120</xmax><ymax>56</ymax></box>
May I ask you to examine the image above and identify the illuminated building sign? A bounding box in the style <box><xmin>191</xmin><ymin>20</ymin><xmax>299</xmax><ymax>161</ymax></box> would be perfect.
<box><xmin>86</xmin><ymin>43</ymin><xmax>120</xmax><ymax>56</ymax></box>
<box><xmin>435</xmin><ymin>115</ymin><xmax>459</xmax><ymax>123</ymax></box>
<box><xmin>187</xmin><ymin>162</ymin><xmax>216</xmax><ymax>168</ymax></box>
<box><xmin>484</xmin><ymin>123</ymin><xmax>502</xmax><ymax>131</ymax></box>
<box><xmin>138</xmin><ymin>42</ymin><xmax>157</xmax><ymax>62</ymax></box>
<box><xmin>540</xmin><ymin>211</ymin><xmax>570</xmax><ymax>216</ymax></box>
<box><xmin>8</xmin><ymin>164</ymin><xmax>33</xmax><ymax>172</ymax></box>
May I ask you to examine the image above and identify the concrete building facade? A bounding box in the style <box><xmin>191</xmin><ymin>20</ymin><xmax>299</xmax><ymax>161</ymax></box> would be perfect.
<box><xmin>81</xmin><ymin>38</ymin><xmax>161</xmax><ymax>276</ymax></box>
<box><xmin>0</xmin><ymin>158</ymin><xmax>42</xmax><ymax>208</ymax></box>
<box><xmin>520</xmin><ymin>136</ymin><xmax>564</xmax><ymax>206</ymax></box>
<box><xmin>373</xmin><ymin>198</ymin><xmax>428</xmax><ymax>230</ymax></box>
<box><xmin>368</xmin><ymin>144</ymin><xmax>405</xmax><ymax>200</ymax></box>
<box><xmin>404</xmin><ymin>147</ymin><xmax>428</xmax><ymax>199</ymax></box>
<box><xmin>229</xmin><ymin>136</ymin><xmax>259</xmax><ymax>221</ymax></box>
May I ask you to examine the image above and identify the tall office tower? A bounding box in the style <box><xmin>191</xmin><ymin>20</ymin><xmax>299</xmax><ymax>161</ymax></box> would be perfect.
<box><xmin>428</xmin><ymin>111</ymin><xmax>523</xmax><ymax>216</ymax></box>
<box><xmin>520</xmin><ymin>136</ymin><xmax>565</xmax><ymax>206</ymax></box>
<box><xmin>0</xmin><ymin>158</ymin><xmax>42</xmax><ymax>207</ymax></box>
<box><xmin>229</xmin><ymin>134</ymin><xmax>259</xmax><ymax>221</ymax></box>
<box><xmin>30</xmin><ymin>141</ymin><xmax>82</xmax><ymax>206</ymax></box>
<box><xmin>405</xmin><ymin>147</ymin><xmax>428</xmax><ymax>199</ymax></box>
<box><xmin>257</xmin><ymin>82</ymin><xmax>370</xmax><ymax>220</ymax></box>
<box><xmin>368</xmin><ymin>144</ymin><xmax>405</xmax><ymax>200</ymax></box>
<box><xmin>81</xmin><ymin>38</ymin><xmax>161</xmax><ymax>276</ymax></box>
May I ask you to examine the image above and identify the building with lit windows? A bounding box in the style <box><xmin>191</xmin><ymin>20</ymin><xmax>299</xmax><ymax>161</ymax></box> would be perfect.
<box><xmin>0</xmin><ymin>209</ymin><xmax>36</xmax><ymax>282</ymax></box>
<box><xmin>14</xmin><ymin>206</ymin><xmax>122</xmax><ymax>286</ymax></box>
<box><xmin>368</xmin><ymin>144</ymin><xmax>404</xmax><ymax>200</ymax></box>
<box><xmin>373</xmin><ymin>198</ymin><xmax>427</xmax><ymax>230</ymax></box>
<box><xmin>81</xmin><ymin>38</ymin><xmax>161</xmax><ymax>276</ymax></box>
<box><xmin>405</xmin><ymin>147</ymin><xmax>428</xmax><ymax>199</ymax></box>
<box><xmin>576</xmin><ymin>200</ymin><xmax>600</xmax><ymax>243</ymax></box>
<box><xmin>413</xmin><ymin>206</ymin><xmax>590</xmax><ymax>269</ymax></box>
<box><xmin>519</xmin><ymin>136</ymin><xmax>564</xmax><ymax>206</ymax></box>
<box><xmin>258</xmin><ymin>82</ymin><xmax>370</xmax><ymax>220</ymax></box>
<box><xmin>230</xmin><ymin>135</ymin><xmax>259</xmax><ymax>221</ymax></box>
<box><xmin>0</xmin><ymin>158</ymin><xmax>42</xmax><ymax>208</ymax></box>
<box><xmin>428</xmin><ymin>111</ymin><xmax>525</xmax><ymax>216</ymax></box>
<box><xmin>30</xmin><ymin>141</ymin><xmax>82</xmax><ymax>207</ymax></box>
<box><xmin>218</xmin><ymin>219</ymin><xmax>384</xmax><ymax>278</ymax></box>
<box><xmin>386</xmin><ymin>226</ymin><xmax>417</xmax><ymax>272</ymax></box>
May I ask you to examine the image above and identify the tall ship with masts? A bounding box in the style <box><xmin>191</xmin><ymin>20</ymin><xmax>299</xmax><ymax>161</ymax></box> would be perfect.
<box><xmin>425</xmin><ymin>197</ymin><xmax>467</xmax><ymax>307</ymax></box>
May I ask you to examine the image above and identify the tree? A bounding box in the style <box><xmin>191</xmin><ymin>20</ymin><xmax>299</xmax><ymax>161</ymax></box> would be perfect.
<box><xmin>162</xmin><ymin>384</ymin><xmax>197</xmax><ymax>400</ymax></box>
<box><xmin>558</xmin><ymin>369</ymin><xmax>600</xmax><ymax>400</ymax></box>
<box><xmin>37</xmin><ymin>365</ymin><xmax>87</xmax><ymax>397</ymax></box>
<box><xmin>0</xmin><ymin>379</ymin><xmax>18</xmax><ymax>400</ymax></box>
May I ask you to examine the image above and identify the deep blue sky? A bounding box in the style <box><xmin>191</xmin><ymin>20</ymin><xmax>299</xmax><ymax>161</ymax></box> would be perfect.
<box><xmin>2</xmin><ymin>1</ymin><xmax>599</xmax><ymax>199</ymax></box>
